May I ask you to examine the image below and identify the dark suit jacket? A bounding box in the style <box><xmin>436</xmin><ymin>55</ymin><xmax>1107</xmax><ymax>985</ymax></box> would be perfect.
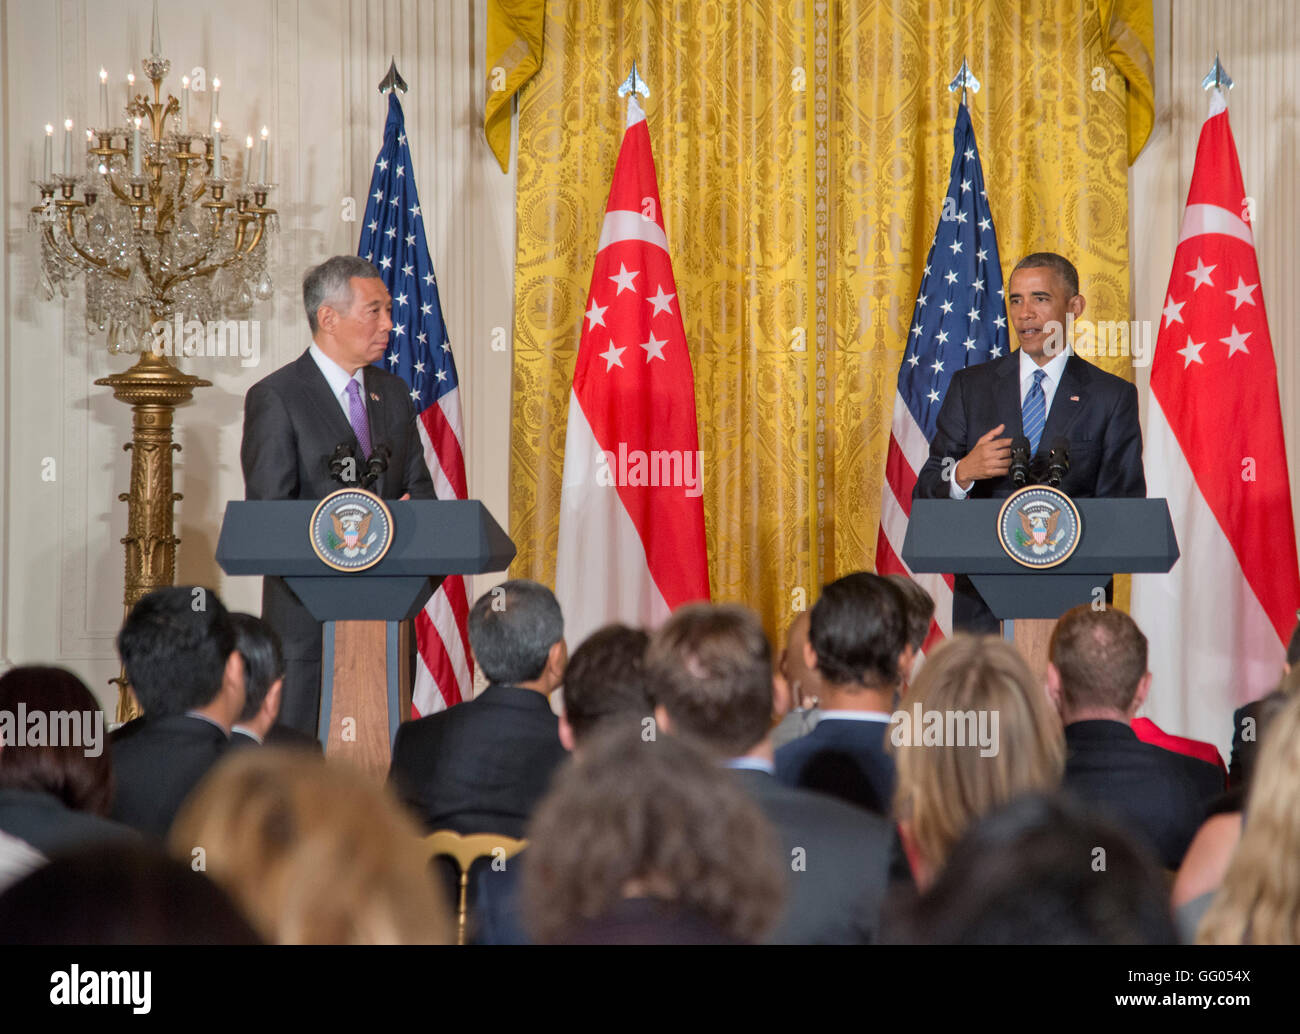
<box><xmin>1061</xmin><ymin>720</ymin><xmax>1222</xmax><ymax>869</ymax></box>
<box><xmin>914</xmin><ymin>351</ymin><xmax>1146</xmax><ymax>500</ymax></box>
<box><xmin>774</xmin><ymin>717</ymin><xmax>896</xmax><ymax>816</ymax></box>
<box><xmin>229</xmin><ymin>725</ymin><xmax>323</xmax><ymax>753</ymax></box>
<box><xmin>0</xmin><ymin>789</ymin><xmax>137</xmax><ymax>857</ymax></box>
<box><xmin>731</xmin><ymin>767</ymin><xmax>894</xmax><ymax>944</ymax></box>
<box><xmin>240</xmin><ymin>349</ymin><xmax>436</xmax><ymax>732</ymax></box>
<box><xmin>109</xmin><ymin>715</ymin><xmax>231</xmax><ymax>838</ymax></box>
<box><xmin>387</xmin><ymin>684</ymin><xmax>568</xmax><ymax>838</ymax></box>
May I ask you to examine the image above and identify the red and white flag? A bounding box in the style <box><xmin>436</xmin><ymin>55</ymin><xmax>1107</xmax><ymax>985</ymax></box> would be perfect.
<box><xmin>554</xmin><ymin>94</ymin><xmax>710</xmax><ymax>649</ymax></box>
<box><xmin>1133</xmin><ymin>88</ymin><xmax>1300</xmax><ymax>748</ymax></box>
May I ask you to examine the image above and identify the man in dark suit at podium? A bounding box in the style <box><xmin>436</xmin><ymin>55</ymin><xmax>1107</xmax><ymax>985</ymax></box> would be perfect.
<box><xmin>240</xmin><ymin>256</ymin><xmax>435</xmax><ymax>736</ymax></box>
<box><xmin>913</xmin><ymin>252</ymin><xmax>1146</xmax><ymax>631</ymax></box>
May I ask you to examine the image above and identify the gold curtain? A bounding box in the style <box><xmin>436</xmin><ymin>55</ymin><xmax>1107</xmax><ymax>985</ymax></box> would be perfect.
<box><xmin>508</xmin><ymin>0</ymin><xmax>1153</xmax><ymax>643</ymax></box>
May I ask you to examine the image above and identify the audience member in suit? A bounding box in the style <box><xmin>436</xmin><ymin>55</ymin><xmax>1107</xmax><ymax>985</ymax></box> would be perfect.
<box><xmin>0</xmin><ymin>841</ymin><xmax>261</xmax><ymax>945</ymax></box>
<box><xmin>170</xmin><ymin>750</ymin><xmax>451</xmax><ymax>944</ymax></box>
<box><xmin>1198</xmin><ymin>692</ymin><xmax>1300</xmax><ymax>944</ymax></box>
<box><xmin>775</xmin><ymin>573</ymin><xmax>912</xmax><ymax>814</ymax></box>
<box><xmin>0</xmin><ymin>829</ymin><xmax>44</xmax><ymax>896</ymax></box>
<box><xmin>226</xmin><ymin>613</ymin><xmax>322</xmax><ymax>754</ymax></box>
<box><xmin>474</xmin><ymin>623</ymin><xmax>653</xmax><ymax>945</ymax></box>
<box><xmin>388</xmin><ymin>580</ymin><xmax>569</xmax><ymax>838</ymax></box>
<box><xmin>1049</xmin><ymin>605</ymin><xmax>1221</xmax><ymax>870</ymax></box>
<box><xmin>0</xmin><ymin>666</ymin><xmax>135</xmax><ymax>856</ymax></box>
<box><xmin>893</xmin><ymin>637</ymin><xmax>1064</xmax><ymax>889</ymax></box>
<box><xmin>1227</xmin><ymin>616</ymin><xmax>1300</xmax><ymax>787</ymax></box>
<box><xmin>650</xmin><ymin>603</ymin><xmax>899</xmax><ymax>944</ymax></box>
<box><xmin>769</xmin><ymin>611</ymin><xmax>822</xmax><ymax>751</ymax></box>
<box><xmin>521</xmin><ymin>724</ymin><xmax>784</xmax><ymax>944</ymax></box>
<box><xmin>109</xmin><ymin>587</ymin><xmax>245</xmax><ymax>838</ymax></box>
<box><xmin>1174</xmin><ymin>683</ymin><xmax>1292</xmax><ymax>933</ymax></box>
<box><xmin>1131</xmin><ymin>716</ymin><xmax>1226</xmax><ymax>785</ymax></box>
<box><xmin>886</xmin><ymin>793</ymin><xmax>1177</xmax><ymax>945</ymax></box>
<box><xmin>241</xmin><ymin>255</ymin><xmax>437</xmax><ymax>737</ymax></box>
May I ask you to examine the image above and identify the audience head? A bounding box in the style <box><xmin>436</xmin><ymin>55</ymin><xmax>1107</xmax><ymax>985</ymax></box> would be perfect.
<box><xmin>559</xmin><ymin>624</ymin><xmax>652</xmax><ymax>752</ymax></box>
<box><xmin>169</xmin><ymin>750</ymin><xmax>452</xmax><ymax>944</ymax></box>
<box><xmin>116</xmin><ymin>586</ymin><xmax>244</xmax><ymax>727</ymax></box>
<box><xmin>1047</xmin><ymin>605</ymin><xmax>1149</xmax><ymax>722</ymax></box>
<box><xmin>230</xmin><ymin>613</ymin><xmax>285</xmax><ymax>733</ymax></box>
<box><xmin>806</xmin><ymin>572</ymin><xmax>909</xmax><ymax>694</ymax></box>
<box><xmin>779</xmin><ymin>610</ymin><xmax>821</xmax><ymax>709</ymax></box>
<box><xmin>468</xmin><ymin>580</ymin><xmax>566</xmax><ymax>694</ymax></box>
<box><xmin>883</xmin><ymin>574</ymin><xmax>936</xmax><ymax>660</ymax></box>
<box><xmin>892</xmin><ymin>636</ymin><xmax>1065</xmax><ymax>886</ymax></box>
<box><xmin>0</xmin><ymin>666</ymin><xmax>112</xmax><ymax>816</ymax></box>
<box><xmin>646</xmin><ymin>603</ymin><xmax>777</xmax><ymax>757</ymax></box>
<box><xmin>0</xmin><ymin>841</ymin><xmax>261</xmax><ymax>944</ymax></box>
<box><xmin>889</xmin><ymin>792</ymin><xmax>1177</xmax><ymax>944</ymax></box>
<box><xmin>521</xmin><ymin>725</ymin><xmax>784</xmax><ymax>944</ymax></box>
<box><xmin>1199</xmin><ymin>692</ymin><xmax>1300</xmax><ymax>944</ymax></box>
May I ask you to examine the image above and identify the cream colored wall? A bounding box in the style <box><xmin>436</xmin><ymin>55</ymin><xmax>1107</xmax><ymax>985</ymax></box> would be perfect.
<box><xmin>0</xmin><ymin>0</ymin><xmax>515</xmax><ymax>708</ymax></box>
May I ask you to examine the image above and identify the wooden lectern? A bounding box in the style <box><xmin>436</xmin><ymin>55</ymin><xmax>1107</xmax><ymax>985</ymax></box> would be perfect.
<box><xmin>216</xmin><ymin>499</ymin><xmax>515</xmax><ymax>776</ymax></box>
<box><xmin>901</xmin><ymin>498</ymin><xmax>1180</xmax><ymax>680</ymax></box>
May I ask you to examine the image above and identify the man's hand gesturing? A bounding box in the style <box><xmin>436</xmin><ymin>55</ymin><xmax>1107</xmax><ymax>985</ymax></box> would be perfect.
<box><xmin>953</xmin><ymin>423</ymin><xmax>1012</xmax><ymax>490</ymax></box>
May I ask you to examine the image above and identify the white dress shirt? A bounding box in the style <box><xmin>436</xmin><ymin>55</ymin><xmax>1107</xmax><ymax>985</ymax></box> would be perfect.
<box><xmin>309</xmin><ymin>341</ymin><xmax>367</xmax><ymax>424</ymax></box>
<box><xmin>949</xmin><ymin>345</ymin><xmax>1073</xmax><ymax>499</ymax></box>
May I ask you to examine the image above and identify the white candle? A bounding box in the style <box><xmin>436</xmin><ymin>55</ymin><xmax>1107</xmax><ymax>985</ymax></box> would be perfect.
<box><xmin>259</xmin><ymin>126</ymin><xmax>269</xmax><ymax>182</ymax></box>
<box><xmin>211</xmin><ymin>119</ymin><xmax>221</xmax><ymax>176</ymax></box>
<box><xmin>244</xmin><ymin>135</ymin><xmax>253</xmax><ymax>185</ymax></box>
<box><xmin>63</xmin><ymin>118</ymin><xmax>73</xmax><ymax>175</ymax></box>
<box><xmin>211</xmin><ymin>77</ymin><xmax>220</xmax><ymax>119</ymax></box>
<box><xmin>126</xmin><ymin>72</ymin><xmax>135</xmax><ymax>113</ymax></box>
<box><xmin>132</xmin><ymin>117</ymin><xmax>142</xmax><ymax>177</ymax></box>
<box><xmin>98</xmin><ymin>68</ymin><xmax>109</xmax><ymax>128</ymax></box>
<box><xmin>43</xmin><ymin>123</ymin><xmax>53</xmax><ymax>180</ymax></box>
<box><xmin>181</xmin><ymin>75</ymin><xmax>189</xmax><ymax>130</ymax></box>
<box><xmin>150</xmin><ymin>0</ymin><xmax>161</xmax><ymax>59</ymax></box>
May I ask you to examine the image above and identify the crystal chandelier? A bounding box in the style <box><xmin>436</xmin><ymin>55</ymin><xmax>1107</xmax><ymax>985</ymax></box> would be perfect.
<box><xmin>29</xmin><ymin>8</ymin><xmax>277</xmax><ymax>354</ymax></box>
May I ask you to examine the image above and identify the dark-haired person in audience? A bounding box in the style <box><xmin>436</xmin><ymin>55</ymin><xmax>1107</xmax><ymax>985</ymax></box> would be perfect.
<box><xmin>1049</xmin><ymin>605</ymin><xmax>1221</xmax><ymax>869</ymax></box>
<box><xmin>521</xmin><ymin>725</ymin><xmax>784</xmax><ymax>944</ymax></box>
<box><xmin>227</xmin><ymin>613</ymin><xmax>321</xmax><ymax>753</ymax></box>
<box><xmin>0</xmin><ymin>667</ymin><xmax>134</xmax><ymax>856</ymax></box>
<box><xmin>893</xmin><ymin>637</ymin><xmax>1064</xmax><ymax>888</ymax></box>
<box><xmin>1226</xmin><ymin>615</ymin><xmax>1300</xmax><ymax>788</ymax></box>
<box><xmin>110</xmin><ymin>586</ymin><xmax>245</xmax><ymax>837</ymax></box>
<box><xmin>650</xmin><ymin>603</ymin><xmax>899</xmax><ymax>943</ymax></box>
<box><xmin>388</xmin><ymin>579</ymin><xmax>568</xmax><ymax>838</ymax></box>
<box><xmin>476</xmin><ymin>623</ymin><xmax>654</xmax><ymax>945</ymax></box>
<box><xmin>1198</xmin><ymin>692</ymin><xmax>1300</xmax><ymax>944</ymax></box>
<box><xmin>883</xmin><ymin>574</ymin><xmax>936</xmax><ymax>687</ymax></box>
<box><xmin>1174</xmin><ymin>672</ymin><xmax>1296</xmax><ymax>934</ymax></box>
<box><xmin>775</xmin><ymin>573</ymin><xmax>910</xmax><ymax>814</ymax></box>
<box><xmin>0</xmin><ymin>841</ymin><xmax>261</xmax><ymax>945</ymax></box>
<box><xmin>887</xmin><ymin>792</ymin><xmax>1177</xmax><ymax>944</ymax></box>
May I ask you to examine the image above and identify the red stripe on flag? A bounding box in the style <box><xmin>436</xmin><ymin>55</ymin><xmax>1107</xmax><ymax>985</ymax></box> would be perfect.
<box><xmin>415</xmin><ymin>603</ymin><xmax>463</xmax><ymax>709</ymax></box>
<box><xmin>883</xmin><ymin>438</ymin><xmax>917</xmax><ymax>520</ymax></box>
<box><xmin>419</xmin><ymin>404</ymin><xmax>468</xmax><ymax>499</ymax></box>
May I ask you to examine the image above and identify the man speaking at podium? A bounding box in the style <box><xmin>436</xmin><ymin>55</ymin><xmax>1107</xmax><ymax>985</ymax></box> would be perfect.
<box><xmin>913</xmin><ymin>252</ymin><xmax>1146</xmax><ymax>632</ymax></box>
<box><xmin>241</xmin><ymin>256</ymin><xmax>436</xmax><ymax>735</ymax></box>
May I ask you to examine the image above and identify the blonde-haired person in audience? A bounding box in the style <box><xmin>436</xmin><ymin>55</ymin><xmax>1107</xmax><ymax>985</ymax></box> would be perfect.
<box><xmin>169</xmin><ymin>750</ymin><xmax>452</xmax><ymax>944</ymax></box>
<box><xmin>1197</xmin><ymin>691</ymin><xmax>1300</xmax><ymax>944</ymax></box>
<box><xmin>892</xmin><ymin>636</ymin><xmax>1064</xmax><ymax>889</ymax></box>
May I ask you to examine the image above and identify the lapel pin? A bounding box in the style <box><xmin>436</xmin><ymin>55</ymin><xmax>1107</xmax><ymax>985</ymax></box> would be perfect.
<box><xmin>369</xmin><ymin>392</ymin><xmax>381</xmax><ymax>402</ymax></box>
<box><xmin>1069</xmin><ymin>395</ymin><xmax>1080</xmax><ymax>402</ymax></box>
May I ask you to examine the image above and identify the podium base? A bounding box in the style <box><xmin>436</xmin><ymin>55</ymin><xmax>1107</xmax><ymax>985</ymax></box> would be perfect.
<box><xmin>318</xmin><ymin>620</ymin><xmax>412</xmax><ymax>777</ymax></box>
<box><xmin>1003</xmin><ymin>618</ymin><xmax>1055</xmax><ymax>691</ymax></box>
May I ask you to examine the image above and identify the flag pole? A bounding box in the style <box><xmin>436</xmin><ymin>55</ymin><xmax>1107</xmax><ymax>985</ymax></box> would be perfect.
<box><xmin>1200</xmin><ymin>52</ymin><xmax>1233</xmax><ymax>93</ymax></box>
<box><xmin>618</xmin><ymin>61</ymin><xmax>650</xmax><ymax>101</ymax></box>
<box><xmin>947</xmin><ymin>57</ymin><xmax>980</xmax><ymax>106</ymax></box>
<box><xmin>378</xmin><ymin>57</ymin><xmax>408</xmax><ymax>95</ymax></box>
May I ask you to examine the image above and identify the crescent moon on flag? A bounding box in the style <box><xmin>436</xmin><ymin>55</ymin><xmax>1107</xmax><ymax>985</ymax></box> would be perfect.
<box><xmin>1177</xmin><ymin>203</ymin><xmax>1254</xmax><ymax>248</ymax></box>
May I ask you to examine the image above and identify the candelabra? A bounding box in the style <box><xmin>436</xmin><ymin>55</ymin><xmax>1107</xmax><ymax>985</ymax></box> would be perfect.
<box><xmin>28</xmin><ymin>7</ymin><xmax>277</xmax><ymax>720</ymax></box>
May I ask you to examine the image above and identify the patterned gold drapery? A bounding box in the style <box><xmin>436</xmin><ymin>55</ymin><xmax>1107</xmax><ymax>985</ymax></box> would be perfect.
<box><xmin>507</xmin><ymin>0</ymin><xmax>1153</xmax><ymax>643</ymax></box>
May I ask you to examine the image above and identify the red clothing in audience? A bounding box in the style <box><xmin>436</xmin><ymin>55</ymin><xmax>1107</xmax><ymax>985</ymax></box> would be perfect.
<box><xmin>1131</xmin><ymin>717</ymin><xmax>1226</xmax><ymax>787</ymax></box>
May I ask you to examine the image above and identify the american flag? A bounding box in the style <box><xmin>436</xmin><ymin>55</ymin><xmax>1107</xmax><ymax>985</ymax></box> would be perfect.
<box><xmin>358</xmin><ymin>91</ymin><xmax>472</xmax><ymax>715</ymax></box>
<box><xmin>875</xmin><ymin>102</ymin><xmax>1009</xmax><ymax>647</ymax></box>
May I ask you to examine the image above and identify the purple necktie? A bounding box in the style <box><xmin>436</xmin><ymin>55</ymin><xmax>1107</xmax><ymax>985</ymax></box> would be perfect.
<box><xmin>345</xmin><ymin>379</ymin><xmax>372</xmax><ymax>459</ymax></box>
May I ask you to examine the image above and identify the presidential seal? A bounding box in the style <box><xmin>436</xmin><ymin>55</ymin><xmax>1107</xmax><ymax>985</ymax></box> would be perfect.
<box><xmin>997</xmin><ymin>485</ymin><xmax>1081</xmax><ymax>569</ymax></box>
<box><xmin>309</xmin><ymin>488</ymin><xmax>394</xmax><ymax>572</ymax></box>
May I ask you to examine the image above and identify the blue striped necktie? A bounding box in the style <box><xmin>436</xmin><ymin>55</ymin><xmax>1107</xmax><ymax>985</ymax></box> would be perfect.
<box><xmin>1023</xmin><ymin>368</ymin><xmax>1047</xmax><ymax>455</ymax></box>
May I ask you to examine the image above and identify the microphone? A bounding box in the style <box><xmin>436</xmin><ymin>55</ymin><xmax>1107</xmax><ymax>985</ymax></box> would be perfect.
<box><xmin>1046</xmin><ymin>437</ymin><xmax>1071</xmax><ymax>487</ymax></box>
<box><xmin>362</xmin><ymin>443</ymin><xmax>391</xmax><ymax>489</ymax></box>
<box><xmin>1009</xmin><ymin>436</ymin><xmax>1032</xmax><ymax>487</ymax></box>
<box><xmin>328</xmin><ymin>442</ymin><xmax>358</xmax><ymax>484</ymax></box>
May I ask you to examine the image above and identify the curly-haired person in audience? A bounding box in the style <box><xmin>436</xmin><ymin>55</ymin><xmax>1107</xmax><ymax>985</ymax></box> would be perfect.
<box><xmin>1197</xmin><ymin>691</ymin><xmax>1300</xmax><ymax>944</ymax></box>
<box><xmin>170</xmin><ymin>750</ymin><xmax>452</xmax><ymax>944</ymax></box>
<box><xmin>892</xmin><ymin>636</ymin><xmax>1064</xmax><ymax>889</ymax></box>
<box><xmin>521</xmin><ymin>725</ymin><xmax>784</xmax><ymax>944</ymax></box>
